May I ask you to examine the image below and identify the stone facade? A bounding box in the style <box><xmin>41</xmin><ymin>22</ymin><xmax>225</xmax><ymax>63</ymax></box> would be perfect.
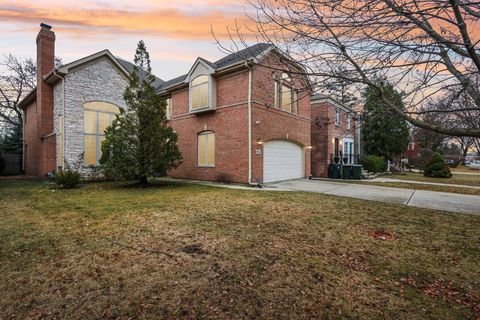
<box><xmin>53</xmin><ymin>57</ymin><xmax>128</xmax><ymax>173</ymax></box>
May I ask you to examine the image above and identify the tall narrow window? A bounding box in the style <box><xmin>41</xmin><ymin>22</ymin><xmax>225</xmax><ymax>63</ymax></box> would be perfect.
<box><xmin>83</xmin><ymin>102</ymin><xmax>119</xmax><ymax>166</ymax></box>
<box><xmin>57</xmin><ymin>115</ymin><xmax>63</xmax><ymax>168</ymax></box>
<box><xmin>281</xmin><ymin>73</ymin><xmax>293</xmax><ymax>112</ymax></box>
<box><xmin>281</xmin><ymin>84</ymin><xmax>293</xmax><ymax>112</ymax></box>
<box><xmin>347</xmin><ymin>113</ymin><xmax>351</xmax><ymax>130</ymax></box>
<box><xmin>274</xmin><ymin>81</ymin><xmax>280</xmax><ymax>108</ymax></box>
<box><xmin>166</xmin><ymin>97</ymin><xmax>172</xmax><ymax>120</ymax></box>
<box><xmin>198</xmin><ymin>131</ymin><xmax>215</xmax><ymax>167</ymax></box>
<box><xmin>335</xmin><ymin>108</ymin><xmax>340</xmax><ymax>126</ymax></box>
<box><xmin>292</xmin><ymin>90</ymin><xmax>299</xmax><ymax>114</ymax></box>
<box><xmin>191</xmin><ymin>75</ymin><xmax>209</xmax><ymax>110</ymax></box>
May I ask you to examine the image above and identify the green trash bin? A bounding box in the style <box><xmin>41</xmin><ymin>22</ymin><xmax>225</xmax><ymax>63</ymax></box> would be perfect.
<box><xmin>342</xmin><ymin>165</ymin><xmax>352</xmax><ymax>179</ymax></box>
<box><xmin>351</xmin><ymin>164</ymin><xmax>363</xmax><ymax>180</ymax></box>
<box><xmin>328</xmin><ymin>164</ymin><xmax>340</xmax><ymax>179</ymax></box>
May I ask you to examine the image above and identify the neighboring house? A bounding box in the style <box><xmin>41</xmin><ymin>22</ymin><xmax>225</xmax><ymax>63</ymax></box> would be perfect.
<box><xmin>310</xmin><ymin>94</ymin><xmax>359</xmax><ymax>177</ymax></box>
<box><xmin>20</xmin><ymin>23</ymin><xmax>358</xmax><ymax>183</ymax></box>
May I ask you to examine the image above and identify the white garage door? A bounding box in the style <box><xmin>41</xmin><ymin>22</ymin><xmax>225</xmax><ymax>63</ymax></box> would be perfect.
<box><xmin>263</xmin><ymin>140</ymin><xmax>303</xmax><ymax>183</ymax></box>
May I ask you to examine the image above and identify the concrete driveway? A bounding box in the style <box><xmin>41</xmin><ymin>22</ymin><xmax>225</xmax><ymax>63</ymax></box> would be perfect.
<box><xmin>271</xmin><ymin>179</ymin><xmax>480</xmax><ymax>215</ymax></box>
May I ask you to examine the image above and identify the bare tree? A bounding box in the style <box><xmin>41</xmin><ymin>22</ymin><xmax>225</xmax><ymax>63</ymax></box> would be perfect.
<box><xmin>0</xmin><ymin>54</ymin><xmax>62</xmax><ymax>137</ymax></box>
<box><xmin>0</xmin><ymin>54</ymin><xmax>36</xmax><ymax>136</ymax></box>
<box><xmin>222</xmin><ymin>0</ymin><xmax>480</xmax><ymax>137</ymax></box>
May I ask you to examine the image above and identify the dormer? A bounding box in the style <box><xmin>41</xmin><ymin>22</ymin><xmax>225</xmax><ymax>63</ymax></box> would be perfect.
<box><xmin>185</xmin><ymin>57</ymin><xmax>217</xmax><ymax>114</ymax></box>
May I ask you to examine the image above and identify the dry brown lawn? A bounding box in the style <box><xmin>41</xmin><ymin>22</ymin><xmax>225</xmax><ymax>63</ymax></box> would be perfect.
<box><xmin>389</xmin><ymin>172</ymin><xmax>480</xmax><ymax>187</ymax></box>
<box><xmin>1</xmin><ymin>180</ymin><xmax>479</xmax><ymax>319</ymax></box>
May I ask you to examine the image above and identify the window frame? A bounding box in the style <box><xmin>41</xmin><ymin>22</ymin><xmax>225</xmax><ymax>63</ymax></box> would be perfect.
<box><xmin>347</xmin><ymin>113</ymin><xmax>351</xmax><ymax>130</ymax></box>
<box><xmin>197</xmin><ymin>131</ymin><xmax>215</xmax><ymax>167</ymax></box>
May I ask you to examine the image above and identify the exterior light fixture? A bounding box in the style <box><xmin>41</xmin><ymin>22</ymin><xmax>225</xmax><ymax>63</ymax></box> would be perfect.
<box><xmin>257</xmin><ymin>139</ymin><xmax>263</xmax><ymax>145</ymax></box>
<box><xmin>307</xmin><ymin>145</ymin><xmax>313</xmax><ymax>149</ymax></box>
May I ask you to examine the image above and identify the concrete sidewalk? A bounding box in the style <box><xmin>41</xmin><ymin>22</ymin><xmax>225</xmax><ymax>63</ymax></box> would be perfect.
<box><xmin>368</xmin><ymin>177</ymin><xmax>480</xmax><ymax>189</ymax></box>
<box><xmin>272</xmin><ymin>179</ymin><xmax>480</xmax><ymax>215</ymax></box>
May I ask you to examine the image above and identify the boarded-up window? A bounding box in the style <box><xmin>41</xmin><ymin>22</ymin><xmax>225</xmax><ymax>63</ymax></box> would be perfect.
<box><xmin>166</xmin><ymin>97</ymin><xmax>172</xmax><ymax>120</ymax></box>
<box><xmin>198</xmin><ymin>131</ymin><xmax>215</xmax><ymax>167</ymax></box>
<box><xmin>83</xmin><ymin>102</ymin><xmax>119</xmax><ymax>166</ymax></box>
<box><xmin>191</xmin><ymin>75</ymin><xmax>209</xmax><ymax>110</ymax></box>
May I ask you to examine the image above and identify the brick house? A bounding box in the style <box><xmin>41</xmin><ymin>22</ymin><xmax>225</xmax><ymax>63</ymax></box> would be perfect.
<box><xmin>20</xmin><ymin>24</ymin><xmax>359</xmax><ymax>183</ymax></box>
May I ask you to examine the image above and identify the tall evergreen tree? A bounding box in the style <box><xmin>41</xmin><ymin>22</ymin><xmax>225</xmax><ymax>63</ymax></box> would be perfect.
<box><xmin>100</xmin><ymin>41</ymin><xmax>181</xmax><ymax>184</ymax></box>
<box><xmin>362</xmin><ymin>81</ymin><xmax>410</xmax><ymax>160</ymax></box>
<box><xmin>0</xmin><ymin>123</ymin><xmax>22</xmax><ymax>153</ymax></box>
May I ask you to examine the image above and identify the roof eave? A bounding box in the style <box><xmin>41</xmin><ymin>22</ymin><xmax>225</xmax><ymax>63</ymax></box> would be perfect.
<box><xmin>311</xmin><ymin>95</ymin><xmax>355</xmax><ymax>113</ymax></box>
<box><xmin>18</xmin><ymin>87</ymin><xmax>37</xmax><ymax>109</ymax></box>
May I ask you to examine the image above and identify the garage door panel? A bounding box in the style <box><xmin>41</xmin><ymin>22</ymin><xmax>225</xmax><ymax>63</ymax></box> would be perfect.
<box><xmin>263</xmin><ymin>140</ymin><xmax>303</xmax><ymax>183</ymax></box>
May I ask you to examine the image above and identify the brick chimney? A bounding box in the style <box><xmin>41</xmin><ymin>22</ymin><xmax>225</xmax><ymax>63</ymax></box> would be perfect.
<box><xmin>36</xmin><ymin>23</ymin><xmax>56</xmax><ymax>176</ymax></box>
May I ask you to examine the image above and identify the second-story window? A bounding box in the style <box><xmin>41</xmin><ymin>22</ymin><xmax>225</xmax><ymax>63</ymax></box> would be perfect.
<box><xmin>347</xmin><ymin>113</ymin><xmax>351</xmax><ymax>130</ymax></box>
<box><xmin>191</xmin><ymin>75</ymin><xmax>209</xmax><ymax>110</ymax></box>
<box><xmin>274</xmin><ymin>72</ymin><xmax>297</xmax><ymax>114</ymax></box>
<box><xmin>281</xmin><ymin>73</ymin><xmax>293</xmax><ymax>112</ymax></box>
<box><xmin>166</xmin><ymin>97</ymin><xmax>172</xmax><ymax>120</ymax></box>
<box><xmin>335</xmin><ymin>108</ymin><xmax>340</xmax><ymax>126</ymax></box>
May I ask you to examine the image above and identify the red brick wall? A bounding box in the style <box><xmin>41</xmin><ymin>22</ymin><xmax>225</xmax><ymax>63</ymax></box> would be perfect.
<box><xmin>23</xmin><ymin>101</ymin><xmax>39</xmax><ymax>176</ymax></box>
<box><xmin>35</xmin><ymin>26</ymin><xmax>56</xmax><ymax>177</ymax></box>
<box><xmin>167</xmin><ymin>52</ymin><xmax>312</xmax><ymax>184</ymax></box>
<box><xmin>311</xmin><ymin>101</ymin><xmax>356</xmax><ymax>177</ymax></box>
<box><xmin>250</xmin><ymin>60</ymin><xmax>311</xmax><ymax>182</ymax></box>
<box><xmin>168</xmin><ymin>72</ymin><xmax>250</xmax><ymax>183</ymax></box>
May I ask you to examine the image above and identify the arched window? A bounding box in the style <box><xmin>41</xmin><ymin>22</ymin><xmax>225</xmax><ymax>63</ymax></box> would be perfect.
<box><xmin>282</xmin><ymin>72</ymin><xmax>292</xmax><ymax>82</ymax></box>
<box><xmin>197</xmin><ymin>131</ymin><xmax>215</xmax><ymax>167</ymax></box>
<box><xmin>83</xmin><ymin>101</ymin><xmax>120</xmax><ymax>166</ymax></box>
<box><xmin>191</xmin><ymin>75</ymin><xmax>209</xmax><ymax>110</ymax></box>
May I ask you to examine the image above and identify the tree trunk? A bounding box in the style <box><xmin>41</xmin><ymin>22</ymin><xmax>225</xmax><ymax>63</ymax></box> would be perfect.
<box><xmin>462</xmin><ymin>147</ymin><xmax>469</xmax><ymax>165</ymax></box>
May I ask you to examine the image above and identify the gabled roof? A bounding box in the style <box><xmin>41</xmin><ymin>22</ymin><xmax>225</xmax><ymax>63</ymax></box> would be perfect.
<box><xmin>116</xmin><ymin>57</ymin><xmax>165</xmax><ymax>89</ymax></box>
<box><xmin>214</xmin><ymin>43</ymin><xmax>273</xmax><ymax>69</ymax></box>
<box><xmin>19</xmin><ymin>50</ymin><xmax>165</xmax><ymax>108</ymax></box>
<box><xmin>157</xmin><ymin>43</ymin><xmax>274</xmax><ymax>92</ymax></box>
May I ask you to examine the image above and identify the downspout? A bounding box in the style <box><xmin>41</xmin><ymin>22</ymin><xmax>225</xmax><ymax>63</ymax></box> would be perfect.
<box><xmin>245</xmin><ymin>61</ymin><xmax>255</xmax><ymax>186</ymax></box>
<box><xmin>62</xmin><ymin>73</ymin><xmax>65</xmax><ymax>168</ymax></box>
<box><xmin>53</xmin><ymin>70</ymin><xmax>65</xmax><ymax>168</ymax></box>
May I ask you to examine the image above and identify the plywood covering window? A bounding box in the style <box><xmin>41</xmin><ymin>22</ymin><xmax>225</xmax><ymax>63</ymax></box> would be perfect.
<box><xmin>83</xmin><ymin>102</ymin><xmax>119</xmax><ymax>166</ymax></box>
<box><xmin>198</xmin><ymin>131</ymin><xmax>215</xmax><ymax>167</ymax></box>
<box><xmin>166</xmin><ymin>97</ymin><xmax>172</xmax><ymax>120</ymax></box>
<box><xmin>191</xmin><ymin>75</ymin><xmax>209</xmax><ymax>110</ymax></box>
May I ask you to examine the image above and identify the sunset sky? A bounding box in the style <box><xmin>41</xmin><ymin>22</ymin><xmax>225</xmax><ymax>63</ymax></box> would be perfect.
<box><xmin>0</xmin><ymin>0</ymin><xmax>256</xmax><ymax>80</ymax></box>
